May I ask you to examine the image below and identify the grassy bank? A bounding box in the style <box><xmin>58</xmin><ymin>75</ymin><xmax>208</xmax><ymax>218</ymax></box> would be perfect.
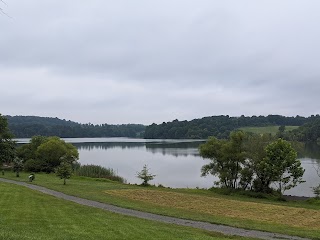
<box><xmin>239</xmin><ymin>126</ymin><xmax>299</xmax><ymax>135</ymax></box>
<box><xmin>1</xmin><ymin>172</ymin><xmax>319</xmax><ymax>239</ymax></box>
<box><xmin>0</xmin><ymin>181</ymin><xmax>249</xmax><ymax>240</ymax></box>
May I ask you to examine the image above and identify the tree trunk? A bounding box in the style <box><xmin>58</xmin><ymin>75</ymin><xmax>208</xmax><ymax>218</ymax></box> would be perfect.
<box><xmin>63</xmin><ymin>178</ymin><xmax>66</xmax><ymax>185</ymax></box>
<box><xmin>16</xmin><ymin>171</ymin><xmax>19</xmax><ymax>177</ymax></box>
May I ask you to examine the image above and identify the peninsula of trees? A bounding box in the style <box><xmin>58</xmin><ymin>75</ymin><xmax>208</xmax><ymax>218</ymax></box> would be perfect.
<box><xmin>144</xmin><ymin>115</ymin><xmax>320</xmax><ymax>139</ymax></box>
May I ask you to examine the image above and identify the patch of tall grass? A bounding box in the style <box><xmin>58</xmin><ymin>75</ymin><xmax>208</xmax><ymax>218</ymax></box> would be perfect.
<box><xmin>74</xmin><ymin>164</ymin><xmax>126</xmax><ymax>183</ymax></box>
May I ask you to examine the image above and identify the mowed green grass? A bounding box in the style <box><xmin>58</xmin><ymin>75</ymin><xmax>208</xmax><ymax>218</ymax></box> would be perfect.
<box><xmin>0</xmin><ymin>181</ymin><xmax>249</xmax><ymax>240</ymax></box>
<box><xmin>1</xmin><ymin>173</ymin><xmax>320</xmax><ymax>239</ymax></box>
<box><xmin>239</xmin><ymin>126</ymin><xmax>299</xmax><ymax>135</ymax></box>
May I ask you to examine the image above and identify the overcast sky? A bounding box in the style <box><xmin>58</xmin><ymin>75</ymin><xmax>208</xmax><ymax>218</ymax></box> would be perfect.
<box><xmin>1</xmin><ymin>1</ymin><xmax>320</xmax><ymax>125</ymax></box>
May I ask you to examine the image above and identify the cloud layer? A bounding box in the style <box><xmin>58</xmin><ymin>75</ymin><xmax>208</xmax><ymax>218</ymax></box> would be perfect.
<box><xmin>1</xmin><ymin>0</ymin><xmax>320</xmax><ymax>124</ymax></box>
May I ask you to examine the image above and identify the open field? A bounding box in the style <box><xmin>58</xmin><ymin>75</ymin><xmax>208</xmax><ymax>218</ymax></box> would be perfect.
<box><xmin>238</xmin><ymin>126</ymin><xmax>299</xmax><ymax>135</ymax></box>
<box><xmin>1</xmin><ymin>172</ymin><xmax>320</xmax><ymax>239</ymax></box>
<box><xmin>107</xmin><ymin>189</ymin><xmax>320</xmax><ymax>229</ymax></box>
<box><xmin>0</xmin><ymin>181</ymin><xmax>249</xmax><ymax>240</ymax></box>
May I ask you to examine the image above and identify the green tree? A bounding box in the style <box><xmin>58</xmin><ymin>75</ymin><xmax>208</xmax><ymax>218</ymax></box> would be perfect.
<box><xmin>243</xmin><ymin>133</ymin><xmax>274</xmax><ymax>192</ymax></box>
<box><xmin>17</xmin><ymin>135</ymin><xmax>47</xmax><ymax>161</ymax></box>
<box><xmin>200</xmin><ymin>132</ymin><xmax>305</xmax><ymax>194</ymax></box>
<box><xmin>200</xmin><ymin>131</ymin><xmax>246</xmax><ymax>188</ymax></box>
<box><xmin>24</xmin><ymin>159</ymin><xmax>42</xmax><ymax>172</ymax></box>
<box><xmin>0</xmin><ymin>114</ymin><xmax>15</xmax><ymax>167</ymax></box>
<box><xmin>136</xmin><ymin>165</ymin><xmax>155</xmax><ymax>186</ymax></box>
<box><xmin>264</xmin><ymin>139</ymin><xmax>305</xmax><ymax>194</ymax></box>
<box><xmin>18</xmin><ymin>136</ymin><xmax>79</xmax><ymax>173</ymax></box>
<box><xmin>36</xmin><ymin>137</ymin><xmax>79</xmax><ymax>173</ymax></box>
<box><xmin>276</xmin><ymin>125</ymin><xmax>286</xmax><ymax>139</ymax></box>
<box><xmin>243</xmin><ymin>134</ymin><xmax>306</xmax><ymax>194</ymax></box>
<box><xmin>56</xmin><ymin>161</ymin><xmax>72</xmax><ymax>185</ymax></box>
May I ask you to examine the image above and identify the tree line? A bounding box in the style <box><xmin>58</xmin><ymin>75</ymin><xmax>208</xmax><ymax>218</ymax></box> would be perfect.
<box><xmin>6</xmin><ymin>115</ymin><xmax>145</xmax><ymax>138</ymax></box>
<box><xmin>6</xmin><ymin>114</ymin><xmax>320</xmax><ymax>142</ymax></box>
<box><xmin>144</xmin><ymin>115</ymin><xmax>318</xmax><ymax>139</ymax></box>
<box><xmin>285</xmin><ymin>119</ymin><xmax>320</xmax><ymax>142</ymax></box>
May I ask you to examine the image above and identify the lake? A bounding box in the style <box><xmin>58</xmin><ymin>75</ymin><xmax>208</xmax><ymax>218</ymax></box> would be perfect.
<box><xmin>16</xmin><ymin>137</ymin><xmax>320</xmax><ymax>197</ymax></box>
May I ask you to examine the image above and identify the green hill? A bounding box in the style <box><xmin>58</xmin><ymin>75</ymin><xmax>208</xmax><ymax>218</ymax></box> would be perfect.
<box><xmin>6</xmin><ymin>115</ymin><xmax>145</xmax><ymax>138</ymax></box>
<box><xmin>144</xmin><ymin>115</ymin><xmax>314</xmax><ymax>139</ymax></box>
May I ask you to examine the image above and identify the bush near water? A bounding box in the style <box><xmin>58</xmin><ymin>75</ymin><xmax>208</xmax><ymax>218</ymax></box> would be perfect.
<box><xmin>74</xmin><ymin>164</ymin><xmax>126</xmax><ymax>183</ymax></box>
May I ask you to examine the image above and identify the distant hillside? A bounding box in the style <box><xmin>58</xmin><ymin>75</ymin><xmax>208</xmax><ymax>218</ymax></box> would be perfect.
<box><xmin>144</xmin><ymin>115</ymin><xmax>317</xmax><ymax>139</ymax></box>
<box><xmin>6</xmin><ymin>116</ymin><xmax>145</xmax><ymax>138</ymax></box>
<box><xmin>288</xmin><ymin>118</ymin><xmax>320</xmax><ymax>142</ymax></box>
<box><xmin>6</xmin><ymin>114</ymin><xmax>320</xmax><ymax>140</ymax></box>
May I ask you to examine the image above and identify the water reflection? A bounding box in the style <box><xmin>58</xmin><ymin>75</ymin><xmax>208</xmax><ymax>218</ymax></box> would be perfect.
<box><xmin>145</xmin><ymin>142</ymin><xmax>202</xmax><ymax>157</ymax></box>
<box><xmin>300</xmin><ymin>142</ymin><xmax>320</xmax><ymax>160</ymax></box>
<box><xmin>74</xmin><ymin>142</ymin><xmax>146</xmax><ymax>151</ymax></box>
<box><xmin>14</xmin><ymin>138</ymin><xmax>320</xmax><ymax>196</ymax></box>
<box><xmin>74</xmin><ymin>141</ymin><xmax>204</xmax><ymax>157</ymax></box>
<box><xmin>75</xmin><ymin>140</ymin><xmax>320</xmax><ymax>196</ymax></box>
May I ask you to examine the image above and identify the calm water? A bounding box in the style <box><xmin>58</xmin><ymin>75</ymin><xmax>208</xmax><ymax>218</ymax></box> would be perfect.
<box><xmin>16</xmin><ymin>138</ymin><xmax>320</xmax><ymax>197</ymax></box>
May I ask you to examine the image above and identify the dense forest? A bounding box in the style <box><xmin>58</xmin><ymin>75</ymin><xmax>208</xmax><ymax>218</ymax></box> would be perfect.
<box><xmin>144</xmin><ymin>115</ymin><xmax>320</xmax><ymax>139</ymax></box>
<box><xmin>6</xmin><ymin>114</ymin><xmax>320</xmax><ymax>141</ymax></box>
<box><xmin>6</xmin><ymin>116</ymin><xmax>145</xmax><ymax>138</ymax></box>
<box><xmin>288</xmin><ymin>119</ymin><xmax>320</xmax><ymax>142</ymax></box>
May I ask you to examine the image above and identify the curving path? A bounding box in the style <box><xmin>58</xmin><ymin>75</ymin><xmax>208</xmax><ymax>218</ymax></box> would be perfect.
<box><xmin>0</xmin><ymin>178</ymin><xmax>310</xmax><ymax>240</ymax></box>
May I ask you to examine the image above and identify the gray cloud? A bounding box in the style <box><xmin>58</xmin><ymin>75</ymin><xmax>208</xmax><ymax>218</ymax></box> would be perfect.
<box><xmin>1</xmin><ymin>0</ymin><xmax>320</xmax><ymax>124</ymax></box>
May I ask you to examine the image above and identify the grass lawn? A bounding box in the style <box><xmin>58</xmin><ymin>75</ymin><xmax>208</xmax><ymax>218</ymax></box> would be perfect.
<box><xmin>238</xmin><ymin>126</ymin><xmax>299</xmax><ymax>135</ymax></box>
<box><xmin>1</xmin><ymin>172</ymin><xmax>320</xmax><ymax>239</ymax></box>
<box><xmin>0</xmin><ymin>181</ymin><xmax>251</xmax><ymax>240</ymax></box>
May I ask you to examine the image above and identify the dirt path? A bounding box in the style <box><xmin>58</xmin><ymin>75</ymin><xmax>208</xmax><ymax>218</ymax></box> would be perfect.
<box><xmin>0</xmin><ymin>178</ymin><xmax>310</xmax><ymax>240</ymax></box>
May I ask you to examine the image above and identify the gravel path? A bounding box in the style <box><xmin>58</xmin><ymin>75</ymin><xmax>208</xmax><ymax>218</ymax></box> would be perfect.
<box><xmin>0</xmin><ymin>178</ymin><xmax>311</xmax><ymax>240</ymax></box>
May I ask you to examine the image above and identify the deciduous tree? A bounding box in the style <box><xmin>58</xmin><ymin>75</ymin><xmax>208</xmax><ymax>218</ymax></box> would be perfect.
<box><xmin>200</xmin><ymin>131</ymin><xmax>246</xmax><ymax>188</ymax></box>
<box><xmin>243</xmin><ymin>133</ymin><xmax>274</xmax><ymax>192</ymax></box>
<box><xmin>200</xmin><ymin>131</ymin><xmax>305</xmax><ymax>194</ymax></box>
<box><xmin>262</xmin><ymin>139</ymin><xmax>304</xmax><ymax>194</ymax></box>
<box><xmin>56</xmin><ymin>161</ymin><xmax>72</xmax><ymax>185</ymax></box>
<box><xmin>18</xmin><ymin>136</ymin><xmax>79</xmax><ymax>173</ymax></box>
<box><xmin>0</xmin><ymin>114</ymin><xmax>15</xmax><ymax>167</ymax></box>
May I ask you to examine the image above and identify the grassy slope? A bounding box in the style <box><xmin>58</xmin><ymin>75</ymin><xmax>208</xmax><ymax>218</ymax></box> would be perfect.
<box><xmin>1</xmin><ymin>173</ymin><xmax>320</xmax><ymax>239</ymax></box>
<box><xmin>239</xmin><ymin>126</ymin><xmax>299</xmax><ymax>135</ymax></box>
<box><xmin>0</xmin><ymin>181</ymin><xmax>249</xmax><ymax>240</ymax></box>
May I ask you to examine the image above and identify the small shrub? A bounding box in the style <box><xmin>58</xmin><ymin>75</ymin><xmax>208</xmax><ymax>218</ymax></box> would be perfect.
<box><xmin>136</xmin><ymin>165</ymin><xmax>155</xmax><ymax>186</ymax></box>
<box><xmin>209</xmin><ymin>187</ymin><xmax>282</xmax><ymax>200</ymax></box>
<box><xmin>24</xmin><ymin>159</ymin><xmax>42</xmax><ymax>172</ymax></box>
<box><xmin>56</xmin><ymin>161</ymin><xmax>72</xmax><ymax>185</ymax></box>
<box><xmin>312</xmin><ymin>184</ymin><xmax>320</xmax><ymax>199</ymax></box>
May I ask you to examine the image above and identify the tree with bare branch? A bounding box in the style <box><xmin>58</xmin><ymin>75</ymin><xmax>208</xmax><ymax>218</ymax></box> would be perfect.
<box><xmin>0</xmin><ymin>0</ymin><xmax>10</xmax><ymax>17</ymax></box>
